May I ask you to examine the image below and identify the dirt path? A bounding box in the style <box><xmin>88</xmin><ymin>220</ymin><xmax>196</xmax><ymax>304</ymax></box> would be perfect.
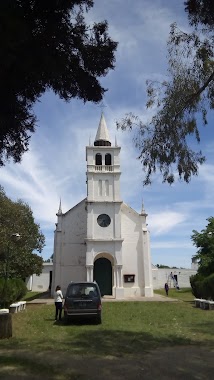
<box><xmin>0</xmin><ymin>345</ymin><xmax>213</xmax><ymax>379</ymax></box>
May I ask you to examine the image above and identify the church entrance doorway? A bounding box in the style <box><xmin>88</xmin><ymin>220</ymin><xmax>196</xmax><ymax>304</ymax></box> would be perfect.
<box><xmin>94</xmin><ymin>258</ymin><xmax>112</xmax><ymax>296</ymax></box>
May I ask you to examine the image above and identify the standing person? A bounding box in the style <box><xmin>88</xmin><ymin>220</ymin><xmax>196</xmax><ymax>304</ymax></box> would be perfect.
<box><xmin>54</xmin><ymin>285</ymin><xmax>63</xmax><ymax>321</ymax></box>
<box><xmin>164</xmin><ymin>282</ymin><xmax>169</xmax><ymax>296</ymax></box>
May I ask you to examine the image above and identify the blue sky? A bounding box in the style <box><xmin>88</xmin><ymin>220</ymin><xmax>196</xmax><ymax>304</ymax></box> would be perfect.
<box><xmin>1</xmin><ymin>0</ymin><xmax>214</xmax><ymax>268</ymax></box>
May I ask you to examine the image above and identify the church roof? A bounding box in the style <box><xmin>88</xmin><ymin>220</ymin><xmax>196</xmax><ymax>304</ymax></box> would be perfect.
<box><xmin>63</xmin><ymin>198</ymin><xmax>86</xmax><ymax>216</ymax></box>
<box><xmin>94</xmin><ymin>113</ymin><xmax>111</xmax><ymax>146</ymax></box>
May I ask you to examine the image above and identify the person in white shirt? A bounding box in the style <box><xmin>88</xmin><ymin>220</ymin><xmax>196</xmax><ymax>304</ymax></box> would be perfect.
<box><xmin>54</xmin><ymin>285</ymin><xmax>63</xmax><ymax>321</ymax></box>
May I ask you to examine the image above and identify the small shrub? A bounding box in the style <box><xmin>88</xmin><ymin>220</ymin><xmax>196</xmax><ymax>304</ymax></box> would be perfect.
<box><xmin>0</xmin><ymin>278</ymin><xmax>27</xmax><ymax>308</ymax></box>
<box><xmin>190</xmin><ymin>274</ymin><xmax>205</xmax><ymax>298</ymax></box>
<box><xmin>15</xmin><ymin>278</ymin><xmax>28</xmax><ymax>300</ymax></box>
<box><xmin>203</xmin><ymin>273</ymin><xmax>214</xmax><ymax>300</ymax></box>
<box><xmin>190</xmin><ymin>273</ymin><xmax>214</xmax><ymax>299</ymax></box>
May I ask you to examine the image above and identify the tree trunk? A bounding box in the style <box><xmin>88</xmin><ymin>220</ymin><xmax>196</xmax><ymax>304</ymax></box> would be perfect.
<box><xmin>0</xmin><ymin>313</ymin><xmax>12</xmax><ymax>339</ymax></box>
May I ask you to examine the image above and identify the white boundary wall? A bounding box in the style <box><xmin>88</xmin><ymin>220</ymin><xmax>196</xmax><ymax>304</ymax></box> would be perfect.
<box><xmin>26</xmin><ymin>264</ymin><xmax>197</xmax><ymax>293</ymax></box>
<box><xmin>152</xmin><ymin>267</ymin><xmax>197</xmax><ymax>289</ymax></box>
<box><xmin>26</xmin><ymin>263</ymin><xmax>53</xmax><ymax>292</ymax></box>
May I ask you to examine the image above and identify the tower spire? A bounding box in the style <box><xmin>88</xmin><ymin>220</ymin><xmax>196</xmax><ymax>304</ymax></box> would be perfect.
<box><xmin>94</xmin><ymin>113</ymin><xmax>111</xmax><ymax>146</ymax></box>
<box><xmin>115</xmin><ymin>135</ymin><xmax>118</xmax><ymax>147</ymax></box>
<box><xmin>140</xmin><ymin>199</ymin><xmax>147</xmax><ymax>216</ymax></box>
<box><xmin>57</xmin><ymin>198</ymin><xmax>62</xmax><ymax>215</ymax></box>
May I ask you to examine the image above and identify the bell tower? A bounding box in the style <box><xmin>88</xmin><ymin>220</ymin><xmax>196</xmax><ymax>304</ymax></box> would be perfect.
<box><xmin>85</xmin><ymin>113</ymin><xmax>124</xmax><ymax>298</ymax></box>
<box><xmin>86</xmin><ymin>113</ymin><xmax>122</xmax><ymax>203</ymax></box>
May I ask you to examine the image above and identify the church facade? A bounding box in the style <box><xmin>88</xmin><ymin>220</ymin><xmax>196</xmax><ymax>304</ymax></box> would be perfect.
<box><xmin>51</xmin><ymin>114</ymin><xmax>153</xmax><ymax>299</ymax></box>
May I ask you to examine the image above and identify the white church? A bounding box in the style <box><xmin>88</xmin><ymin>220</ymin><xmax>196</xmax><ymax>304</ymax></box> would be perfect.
<box><xmin>51</xmin><ymin>114</ymin><xmax>153</xmax><ymax>299</ymax></box>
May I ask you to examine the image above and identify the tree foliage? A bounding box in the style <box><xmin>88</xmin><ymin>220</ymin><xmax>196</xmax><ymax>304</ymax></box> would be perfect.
<box><xmin>156</xmin><ymin>264</ymin><xmax>170</xmax><ymax>268</ymax></box>
<box><xmin>191</xmin><ymin>217</ymin><xmax>214</xmax><ymax>276</ymax></box>
<box><xmin>0</xmin><ymin>0</ymin><xmax>117</xmax><ymax>166</ymax></box>
<box><xmin>117</xmin><ymin>0</ymin><xmax>214</xmax><ymax>185</ymax></box>
<box><xmin>0</xmin><ymin>278</ymin><xmax>27</xmax><ymax>308</ymax></box>
<box><xmin>186</xmin><ymin>0</ymin><xmax>214</xmax><ymax>29</ymax></box>
<box><xmin>0</xmin><ymin>186</ymin><xmax>45</xmax><ymax>278</ymax></box>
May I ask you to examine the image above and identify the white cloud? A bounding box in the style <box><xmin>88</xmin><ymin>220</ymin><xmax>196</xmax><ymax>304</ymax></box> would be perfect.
<box><xmin>148</xmin><ymin>211</ymin><xmax>187</xmax><ymax>235</ymax></box>
<box><xmin>0</xmin><ymin>151</ymin><xmax>60</xmax><ymax>224</ymax></box>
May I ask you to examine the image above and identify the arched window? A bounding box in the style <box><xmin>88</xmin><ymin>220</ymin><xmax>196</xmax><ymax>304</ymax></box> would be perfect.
<box><xmin>95</xmin><ymin>153</ymin><xmax>102</xmax><ymax>165</ymax></box>
<box><xmin>105</xmin><ymin>153</ymin><xmax>111</xmax><ymax>166</ymax></box>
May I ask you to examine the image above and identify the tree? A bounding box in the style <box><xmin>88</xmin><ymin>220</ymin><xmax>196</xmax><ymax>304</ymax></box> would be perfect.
<box><xmin>191</xmin><ymin>217</ymin><xmax>214</xmax><ymax>276</ymax></box>
<box><xmin>0</xmin><ymin>0</ymin><xmax>117</xmax><ymax>166</ymax></box>
<box><xmin>0</xmin><ymin>186</ymin><xmax>45</xmax><ymax>279</ymax></box>
<box><xmin>117</xmin><ymin>0</ymin><xmax>214</xmax><ymax>185</ymax></box>
<box><xmin>156</xmin><ymin>264</ymin><xmax>170</xmax><ymax>268</ymax></box>
<box><xmin>190</xmin><ymin>216</ymin><xmax>214</xmax><ymax>299</ymax></box>
<box><xmin>44</xmin><ymin>253</ymin><xmax>53</xmax><ymax>263</ymax></box>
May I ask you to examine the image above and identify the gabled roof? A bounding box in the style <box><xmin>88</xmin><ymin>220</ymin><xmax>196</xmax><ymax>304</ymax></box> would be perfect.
<box><xmin>62</xmin><ymin>198</ymin><xmax>86</xmax><ymax>216</ymax></box>
<box><xmin>122</xmin><ymin>202</ymin><xmax>141</xmax><ymax>217</ymax></box>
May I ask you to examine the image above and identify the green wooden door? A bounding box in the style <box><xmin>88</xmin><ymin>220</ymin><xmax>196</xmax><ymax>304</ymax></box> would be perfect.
<box><xmin>94</xmin><ymin>258</ymin><xmax>112</xmax><ymax>296</ymax></box>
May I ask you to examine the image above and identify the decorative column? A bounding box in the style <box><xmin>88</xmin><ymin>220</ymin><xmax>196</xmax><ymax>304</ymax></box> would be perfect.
<box><xmin>140</xmin><ymin>203</ymin><xmax>153</xmax><ymax>297</ymax></box>
<box><xmin>142</xmin><ymin>228</ymin><xmax>153</xmax><ymax>297</ymax></box>
<box><xmin>115</xmin><ymin>264</ymin><xmax>124</xmax><ymax>299</ymax></box>
<box><xmin>86</xmin><ymin>265</ymin><xmax>93</xmax><ymax>282</ymax></box>
<box><xmin>117</xmin><ymin>265</ymin><xmax>122</xmax><ymax>287</ymax></box>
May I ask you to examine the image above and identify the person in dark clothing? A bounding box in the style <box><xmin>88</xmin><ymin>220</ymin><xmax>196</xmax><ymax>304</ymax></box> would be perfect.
<box><xmin>164</xmin><ymin>282</ymin><xmax>169</xmax><ymax>296</ymax></box>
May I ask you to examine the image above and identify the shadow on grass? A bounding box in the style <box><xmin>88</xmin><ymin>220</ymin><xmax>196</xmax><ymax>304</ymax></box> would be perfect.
<box><xmin>39</xmin><ymin>325</ymin><xmax>193</xmax><ymax>356</ymax></box>
<box><xmin>0</xmin><ymin>342</ymin><xmax>213</xmax><ymax>380</ymax></box>
<box><xmin>0</xmin><ymin>355</ymin><xmax>55</xmax><ymax>378</ymax></box>
<box><xmin>190</xmin><ymin>321</ymin><xmax>214</xmax><ymax>337</ymax></box>
<box><xmin>1</xmin><ymin>323</ymin><xmax>213</xmax><ymax>380</ymax></box>
<box><xmin>70</xmin><ymin>330</ymin><xmax>193</xmax><ymax>356</ymax></box>
<box><xmin>0</xmin><ymin>324</ymin><xmax>193</xmax><ymax>356</ymax></box>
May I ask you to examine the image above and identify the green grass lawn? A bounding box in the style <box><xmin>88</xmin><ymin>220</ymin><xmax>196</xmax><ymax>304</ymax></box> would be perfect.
<box><xmin>0</xmin><ymin>300</ymin><xmax>213</xmax><ymax>356</ymax></box>
<box><xmin>23</xmin><ymin>291</ymin><xmax>49</xmax><ymax>301</ymax></box>
<box><xmin>0</xmin><ymin>300</ymin><xmax>213</xmax><ymax>379</ymax></box>
<box><xmin>154</xmin><ymin>287</ymin><xmax>194</xmax><ymax>302</ymax></box>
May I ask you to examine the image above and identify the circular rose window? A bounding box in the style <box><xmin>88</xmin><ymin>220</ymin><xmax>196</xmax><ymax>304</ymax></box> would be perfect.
<box><xmin>97</xmin><ymin>214</ymin><xmax>111</xmax><ymax>227</ymax></box>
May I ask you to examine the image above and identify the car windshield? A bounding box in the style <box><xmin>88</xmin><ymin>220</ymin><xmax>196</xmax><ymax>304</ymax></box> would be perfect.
<box><xmin>67</xmin><ymin>284</ymin><xmax>98</xmax><ymax>298</ymax></box>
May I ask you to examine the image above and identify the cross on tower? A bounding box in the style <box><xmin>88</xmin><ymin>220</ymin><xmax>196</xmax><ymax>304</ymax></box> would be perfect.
<box><xmin>98</xmin><ymin>101</ymin><xmax>107</xmax><ymax>112</ymax></box>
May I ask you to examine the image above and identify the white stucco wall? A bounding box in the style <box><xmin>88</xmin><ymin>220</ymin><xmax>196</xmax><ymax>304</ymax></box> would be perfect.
<box><xmin>121</xmin><ymin>207</ymin><xmax>141</xmax><ymax>295</ymax></box>
<box><xmin>26</xmin><ymin>263</ymin><xmax>53</xmax><ymax>292</ymax></box>
<box><xmin>29</xmin><ymin>264</ymin><xmax>196</xmax><ymax>295</ymax></box>
<box><xmin>52</xmin><ymin>200</ymin><xmax>87</xmax><ymax>295</ymax></box>
<box><xmin>86</xmin><ymin>146</ymin><xmax>121</xmax><ymax>204</ymax></box>
<box><xmin>87</xmin><ymin>202</ymin><xmax>122</xmax><ymax>240</ymax></box>
<box><xmin>121</xmin><ymin>204</ymin><xmax>148</xmax><ymax>297</ymax></box>
<box><xmin>152</xmin><ymin>268</ymin><xmax>197</xmax><ymax>289</ymax></box>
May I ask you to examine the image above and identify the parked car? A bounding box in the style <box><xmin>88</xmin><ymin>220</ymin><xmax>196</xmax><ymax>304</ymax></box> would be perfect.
<box><xmin>63</xmin><ymin>281</ymin><xmax>102</xmax><ymax>324</ymax></box>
